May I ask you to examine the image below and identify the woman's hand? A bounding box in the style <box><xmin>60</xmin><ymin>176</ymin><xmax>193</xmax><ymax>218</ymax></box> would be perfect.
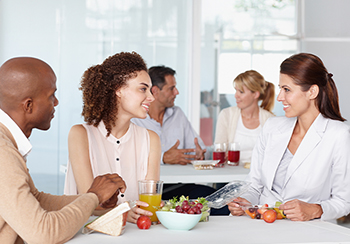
<box><xmin>127</xmin><ymin>200</ymin><xmax>153</xmax><ymax>224</ymax></box>
<box><xmin>227</xmin><ymin>197</ymin><xmax>251</xmax><ymax>216</ymax></box>
<box><xmin>279</xmin><ymin>199</ymin><xmax>323</xmax><ymax>221</ymax></box>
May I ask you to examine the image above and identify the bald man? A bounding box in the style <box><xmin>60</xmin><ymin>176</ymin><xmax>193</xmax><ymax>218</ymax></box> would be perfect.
<box><xmin>0</xmin><ymin>57</ymin><xmax>127</xmax><ymax>244</ymax></box>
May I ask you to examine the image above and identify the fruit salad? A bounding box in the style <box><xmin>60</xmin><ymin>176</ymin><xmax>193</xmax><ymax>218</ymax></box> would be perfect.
<box><xmin>158</xmin><ymin>195</ymin><xmax>210</xmax><ymax>222</ymax></box>
<box><xmin>242</xmin><ymin>201</ymin><xmax>286</xmax><ymax>223</ymax></box>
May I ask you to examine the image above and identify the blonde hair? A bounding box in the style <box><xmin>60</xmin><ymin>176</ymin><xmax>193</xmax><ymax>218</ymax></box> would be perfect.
<box><xmin>234</xmin><ymin>70</ymin><xmax>275</xmax><ymax>112</ymax></box>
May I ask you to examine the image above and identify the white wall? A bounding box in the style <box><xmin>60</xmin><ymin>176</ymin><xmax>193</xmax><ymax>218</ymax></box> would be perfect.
<box><xmin>1</xmin><ymin>0</ymin><xmax>350</xmax><ymax>194</ymax></box>
<box><xmin>301</xmin><ymin>0</ymin><xmax>350</xmax><ymax>122</ymax></box>
<box><xmin>0</xmin><ymin>0</ymin><xmax>195</xmax><ymax>194</ymax></box>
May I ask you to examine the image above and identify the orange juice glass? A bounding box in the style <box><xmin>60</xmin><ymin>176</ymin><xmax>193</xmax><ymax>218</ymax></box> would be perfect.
<box><xmin>138</xmin><ymin>180</ymin><xmax>163</xmax><ymax>224</ymax></box>
<box><xmin>139</xmin><ymin>193</ymin><xmax>162</xmax><ymax>223</ymax></box>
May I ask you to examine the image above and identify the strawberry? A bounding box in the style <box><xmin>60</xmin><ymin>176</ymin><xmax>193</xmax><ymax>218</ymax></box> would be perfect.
<box><xmin>258</xmin><ymin>204</ymin><xmax>269</xmax><ymax>215</ymax></box>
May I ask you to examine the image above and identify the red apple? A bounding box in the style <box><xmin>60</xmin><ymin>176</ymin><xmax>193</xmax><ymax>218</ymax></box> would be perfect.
<box><xmin>137</xmin><ymin>215</ymin><xmax>151</xmax><ymax>229</ymax></box>
<box><xmin>263</xmin><ymin>209</ymin><xmax>277</xmax><ymax>223</ymax></box>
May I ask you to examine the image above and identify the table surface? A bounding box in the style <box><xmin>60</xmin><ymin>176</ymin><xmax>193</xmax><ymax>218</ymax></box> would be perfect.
<box><xmin>160</xmin><ymin>163</ymin><xmax>250</xmax><ymax>184</ymax></box>
<box><xmin>66</xmin><ymin>216</ymin><xmax>350</xmax><ymax>244</ymax></box>
<box><xmin>60</xmin><ymin>163</ymin><xmax>250</xmax><ymax>184</ymax></box>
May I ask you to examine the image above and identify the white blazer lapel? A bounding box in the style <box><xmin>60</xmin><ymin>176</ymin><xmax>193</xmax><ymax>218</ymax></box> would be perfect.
<box><xmin>264</xmin><ymin>117</ymin><xmax>296</xmax><ymax>190</ymax></box>
<box><xmin>283</xmin><ymin>114</ymin><xmax>327</xmax><ymax>189</ymax></box>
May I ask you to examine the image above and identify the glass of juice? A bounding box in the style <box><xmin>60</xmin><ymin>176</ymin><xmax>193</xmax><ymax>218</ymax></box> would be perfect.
<box><xmin>138</xmin><ymin>180</ymin><xmax>163</xmax><ymax>224</ymax></box>
<box><xmin>227</xmin><ymin>142</ymin><xmax>240</xmax><ymax>166</ymax></box>
<box><xmin>213</xmin><ymin>143</ymin><xmax>226</xmax><ymax>167</ymax></box>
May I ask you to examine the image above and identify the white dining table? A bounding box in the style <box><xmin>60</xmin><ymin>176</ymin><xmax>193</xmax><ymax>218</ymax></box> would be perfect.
<box><xmin>60</xmin><ymin>163</ymin><xmax>250</xmax><ymax>184</ymax></box>
<box><xmin>66</xmin><ymin>216</ymin><xmax>350</xmax><ymax>244</ymax></box>
<box><xmin>160</xmin><ymin>163</ymin><xmax>250</xmax><ymax>184</ymax></box>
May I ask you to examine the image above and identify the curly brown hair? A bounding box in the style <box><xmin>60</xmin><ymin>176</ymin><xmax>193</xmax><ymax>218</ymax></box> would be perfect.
<box><xmin>80</xmin><ymin>51</ymin><xmax>148</xmax><ymax>136</ymax></box>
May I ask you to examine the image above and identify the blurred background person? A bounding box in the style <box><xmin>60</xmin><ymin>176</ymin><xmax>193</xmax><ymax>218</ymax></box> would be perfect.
<box><xmin>214</xmin><ymin>70</ymin><xmax>275</xmax><ymax>167</ymax></box>
<box><xmin>133</xmin><ymin>65</ymin><xmax>206</xmax><ymax>165</ymax></box>
<box><xmin>200</xmin><ymin>90</ymin><xmax>214</xmax><ymax>118</ymax></box>
<box><xmin>132</xmin><ymin>65</ymin><xmax>229</xmax><ymax>215</ymax></box>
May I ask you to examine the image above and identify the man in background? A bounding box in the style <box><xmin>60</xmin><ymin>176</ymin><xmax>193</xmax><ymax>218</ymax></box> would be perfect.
<box><xmin>132</xmin><ymin>66</ymin><xmax>229</xmax><ymax>215</ymax></box>
<box><xmin>132</xmin><ymin>65</ymin><xmax>206</xmax><ymax>165</ymax></box>
<box><xmin>0</xmin><ymin>57</ymin><xmax>126</xmax><ymax>243</ymax></box>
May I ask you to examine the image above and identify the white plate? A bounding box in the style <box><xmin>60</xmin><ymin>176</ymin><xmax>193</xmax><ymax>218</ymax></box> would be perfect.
<box><xmin>191</xmin><ymin>160</ymin><xmax>220</xmax><ymax>170</ymax></box>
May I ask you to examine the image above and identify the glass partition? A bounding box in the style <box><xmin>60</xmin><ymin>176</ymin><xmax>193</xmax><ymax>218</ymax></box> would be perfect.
<box><xmin>0</xmin><ymin>0</ymin><xmax>192</xmax><ymax>194</ymax></box>
<box><xmin>0</xmin><ymin>0</ymin><xmax>299</xmax><ymax>194</ymax></box>
<box><xmin>200</xmin><ymin>0</ymin><xmax>298</xmax><ymax>147</ymax></box>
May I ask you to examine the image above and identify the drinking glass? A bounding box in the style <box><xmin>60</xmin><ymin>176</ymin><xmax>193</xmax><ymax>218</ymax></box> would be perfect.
<box><xmin>213</xmin><ymin>143</ymin><xmax>226</xmax><ymax>167</ymax></box>
<box><xmin>227</xmin><ymin>142</ymin><xmax>240</xmax><ymax>166</ymax></box>
<box><xmin>138</xmin><ymin>180</ymin><xmax>163</xmax><ymax>224</ymax></box>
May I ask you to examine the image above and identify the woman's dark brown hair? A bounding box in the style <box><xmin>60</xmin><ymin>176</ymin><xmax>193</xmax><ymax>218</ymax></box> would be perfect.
<box><xmin>80</xmin><ymin>51</ymin><xmax>148</xmax><ymax>135</ymax></box>
<box><xmin>280</xmin><ymin>53</ymin><xmax>345</xmax><ymax>121</ymax></box>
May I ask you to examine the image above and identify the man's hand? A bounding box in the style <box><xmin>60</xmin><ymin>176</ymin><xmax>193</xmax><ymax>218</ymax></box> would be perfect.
<box><xmin>279</xmin><ymin>199</ymin><xmax>323</xmax><ymax>221</ymax></box>
<box><xmin>194</xmin><ymin>137</ymin><xmax>206</xmax><ymax>160</ymax></box>
<box><xmin>163</xmin><ymin>140</ymin><xmax>198</xmax><ymax>165</ymax></box>
<box><xmin>87</xmin><ymin>174</ymin><xmax>126</xmax><ymax>209</ymax></box>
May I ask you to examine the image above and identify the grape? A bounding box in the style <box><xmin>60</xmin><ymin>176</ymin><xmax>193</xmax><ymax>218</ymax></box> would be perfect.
<box><xmin>187</xmin><ymin>208</ymin><xmax>195</xmax><ymax>214</ymax></box>
<box><xmin>248</xmin><ymin>208</ymin><xmax>257</xmax><ymax>213</ymax></box>
<box><xmin>192</xmin><ymin>206</ymin><xmax>199</xmax><ymax>213</ymax></box>
<box><xmin>175</xmin><ymin>206</ymin><xmax>183</xmax><ymax>213</ymax></box>
<box><xmin>182</xmin><ymin>204</ymin><xmax>190</xmax><ymax>211</ymax></box>
<box><xmin>196</xmin><ymin>203</ymin><xmax>203</xmax><ymax>210</ymax></box>
<box><xmin>196</xmin><ymin>209</ymin><xmax>202</xmax><ymax>214</ymax></box>
<box><xmin>160</xmin><ymin>196</ymin><xmax>208</xmax><ymax>216</ymax></box>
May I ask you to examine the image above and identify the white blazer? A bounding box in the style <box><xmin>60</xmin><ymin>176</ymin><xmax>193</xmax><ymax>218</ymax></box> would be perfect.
<box><xmin>242</xmin><ymin>114</ymin><xmax>350</xmax><ymax>220</ymax></box>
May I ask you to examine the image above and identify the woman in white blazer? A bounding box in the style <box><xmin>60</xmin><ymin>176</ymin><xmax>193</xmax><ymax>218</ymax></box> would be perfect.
<box><xmin>228</xmin><ymin>53</ymin><xmax>350</xmax><ymax>221</ymax></box>
<box><xmin>214</xmin><ymin>70</ymin><xmax>275</xmax><ymax>164</ymax></box>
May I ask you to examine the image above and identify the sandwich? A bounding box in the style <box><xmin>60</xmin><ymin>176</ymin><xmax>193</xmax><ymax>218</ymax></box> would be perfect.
<box><xmin>83</xmin><ymin>201</ymin><xmax>132</xmax><ymax>236</ymax></box>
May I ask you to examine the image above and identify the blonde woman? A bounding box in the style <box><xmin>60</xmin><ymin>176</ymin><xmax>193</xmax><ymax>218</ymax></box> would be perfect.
<box><xmin>214</xmin><ymin>70</ymin><xmax>275</xmax><ymax>164</ymax></box>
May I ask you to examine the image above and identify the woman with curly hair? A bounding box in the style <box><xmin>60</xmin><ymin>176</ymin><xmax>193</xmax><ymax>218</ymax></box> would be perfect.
<box><xmin>64</xmin><ymin>52</ymin><xmax>161</xmax><ymax>224</ymax></box>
